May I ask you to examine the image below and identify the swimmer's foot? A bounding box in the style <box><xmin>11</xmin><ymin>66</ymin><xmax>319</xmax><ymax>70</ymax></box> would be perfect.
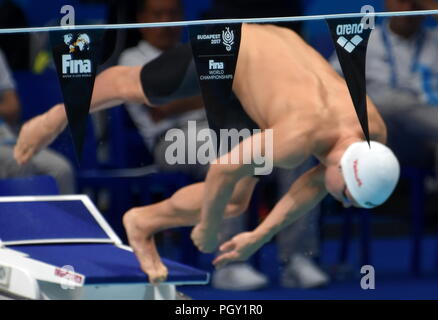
<box><xmin>123</xmin><ymin>208</ymin><xmax>168</xmax><ymax>285</ymax></box>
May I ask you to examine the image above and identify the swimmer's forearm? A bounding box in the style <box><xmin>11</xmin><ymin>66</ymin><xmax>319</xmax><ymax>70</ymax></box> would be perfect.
<box><xmin>43</xmin><ymin>98</ymin><xmax>121</xmax><ymax>136</ymax></box>
<box><xmin>44</xmin><ymin>104</ymin><xmax>68</xmax><ymax>134</ymax></box>
<box><xmin>43</xmin><ymin>66</ymin><xmax>146</xmax><ymax>132</ymax></box>
<box><xmin>253</xmin><ymin>166</ymin><xmax>327</xmax><ymax>243</ymax></box>
<box><xmin>254</xmin><ymin>189</ymin><xmax>326</xmax><ymax>244</ymax></box>
<box><xmin>201</xmin><ymin>168</ymin><xmax>240</xmax><ymax>229</ymax></box>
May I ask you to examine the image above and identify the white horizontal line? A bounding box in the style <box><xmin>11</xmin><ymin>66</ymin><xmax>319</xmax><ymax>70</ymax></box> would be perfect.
<box><xmin>3</xmin><ymin>239</ymin><xmax>115</xmax><ymax>246</ymax></box>
<box><xmin>0</xmin><ymin>9</ymin><xmax>436</xmax><ymax>34</ymax></box>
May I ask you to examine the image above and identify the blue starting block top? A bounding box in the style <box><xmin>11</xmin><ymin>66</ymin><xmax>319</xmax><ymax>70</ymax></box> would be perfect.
<box><xmin>0</xmin><ymin>196</ymin><xmax>209</xmax><ymax>285</ymax></box>
<box><xmin>0</xmin><ymin>200</ymin><xmax>109</xmax><ymax>243</ymax></box>
<box><xmin>10</xmin><ymin>243</ymin><xmax>209</xmax><ymax>285</ymax></box>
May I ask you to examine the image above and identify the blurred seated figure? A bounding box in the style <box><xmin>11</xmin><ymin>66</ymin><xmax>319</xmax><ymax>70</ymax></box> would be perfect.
<box><xmin>331</xmin><ymin>0</ymin><xmax>438</xmax><ymax>169</ymax></box>
<box><xmin>118</xmin><ymin>0</ymin><xmax>207</xmax><ymax>180</ymax></box>
<box><xmin>0</xmin><ymin>0</ymin><xmax>30</xmax><ymax>70</ymax></box>
<box><xmin>0</xmin><ymin>49</ymin><xmax>75</xmax><ymax>194</ymax></box>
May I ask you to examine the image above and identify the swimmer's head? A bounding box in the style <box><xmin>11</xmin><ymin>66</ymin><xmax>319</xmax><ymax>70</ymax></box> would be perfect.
<box><xmin>325</xmin><ymin>141</ymin><xmax>400</xmax><ymax>208</ymax></box>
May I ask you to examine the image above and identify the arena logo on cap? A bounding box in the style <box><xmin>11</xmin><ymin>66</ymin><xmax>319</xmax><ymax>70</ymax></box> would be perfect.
<box><xmin>61</xmin><ymin>33</ymin><xmax>92</xmax><ymax>77</ymax></box>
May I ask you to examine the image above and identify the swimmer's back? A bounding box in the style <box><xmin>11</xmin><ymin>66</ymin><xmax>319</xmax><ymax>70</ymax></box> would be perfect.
<box><xmin>234</xmin><ymin>24</ymin><xmax>349</xmax><ymax>127</ymax></box>
<box><xmin>234</xmin><ymin>24</ymin><xmax>385</xmax><ymax>142</ymax></box>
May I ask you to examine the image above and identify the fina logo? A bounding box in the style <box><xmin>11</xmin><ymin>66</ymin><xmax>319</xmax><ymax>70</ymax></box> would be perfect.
<box><xmin>209</xmin><ymin>60</ymin><xmax>224</xmax><ymax>70</ymax></box>
<box><xmin>62</xmin><ymin>33</ymin><xmax>92</xmax><ymax>75</ymax></box>
<box><xmin>336</xmin><ymin>23</ymin><xmax>364</xmax><ymax>53</ymax></box>
<box><xmin>222</xmin><ymin>27</ymin><xmax>234</xmax><ymax>52</ymax></box>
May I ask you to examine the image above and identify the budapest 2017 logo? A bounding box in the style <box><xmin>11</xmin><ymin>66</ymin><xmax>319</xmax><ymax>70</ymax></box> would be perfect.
<box><xmin>62</xmin><ymin>33</ymin><xmax>92</xmax><ymax>76</ymax></box>
<box><xmin>222</xmin><ymin>27</ymin><xmax>234</xmax><ymax>52</ymax></box>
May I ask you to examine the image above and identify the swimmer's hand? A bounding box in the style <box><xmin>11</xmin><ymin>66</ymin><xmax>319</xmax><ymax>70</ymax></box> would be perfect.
<box><xmin>14</xmin><ymin>105</ymin><xmax>67</xmax><ymax>165</ymax></box>
<box><xmin>191</xmin><ymin>223</ymin><xmax>219</xmax><ymax>253</ymax></box>
<box><xmin>213</xmin><ymin>232</ymin><xmax>265</xmax><ymax>269</ymax></box>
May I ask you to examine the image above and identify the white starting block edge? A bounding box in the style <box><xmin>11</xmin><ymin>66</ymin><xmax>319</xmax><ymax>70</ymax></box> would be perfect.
<box><xmin>0</xmin><ymin>195</ymin><xmax>209</xmax><ymax>300</ymax></box>
<box><xmin>0</xmin><ymin>245</ymin><xmax>204</xmax><ymax>300</ymax></box>
<box><xmin>0</xmin><ymin>195</ymin><xmax>123</xmax><ymax>247</ymax></box>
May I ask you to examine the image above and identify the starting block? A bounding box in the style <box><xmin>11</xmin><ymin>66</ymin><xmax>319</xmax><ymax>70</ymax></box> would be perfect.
<box><xmin>0</xmin><ymin>195</ymin><xmax>209</xmax><ymax>300</ymax></box>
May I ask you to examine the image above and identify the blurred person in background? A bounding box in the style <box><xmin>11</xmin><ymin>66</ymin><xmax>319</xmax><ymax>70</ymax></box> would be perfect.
<box><xmin>118</xmin><ymin>0</ymin><xmax>207</xmax><ymax>180</ymax></box>
<box><xmin>331</xmin><ymin>0</ymin><xmax>438</xmax><ymax>173</ymax></box>
<box><xmin>0</xmin><ymin>49</ymin><xmax>75</xmax><ymax>194</ymax></box>
<box><xmin>0</xmin><ymin>0</ymin><xmax>31</xmax><ymax>70</ymax></box>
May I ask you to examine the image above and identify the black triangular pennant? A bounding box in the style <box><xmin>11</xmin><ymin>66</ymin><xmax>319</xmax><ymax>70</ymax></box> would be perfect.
<box><xmin>50</xmin><ymin>30</ymin><xmax>104</xmax><ymax>162</ymax></box>
<box><xmin>188</xmin><ymin>24</ymin><xmax>242</xmax><ymax>133</ymax></box>
<box><xmin>327</xmin><ymin>18</ymin><xmax>374</xmax><ymax>144</ymax></box>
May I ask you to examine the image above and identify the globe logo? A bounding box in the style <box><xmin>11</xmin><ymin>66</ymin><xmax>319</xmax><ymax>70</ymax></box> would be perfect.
<box><xmin>64</xmin><ymin>33</ymin><xmax>91</xmax><ymax>53</ymax></box>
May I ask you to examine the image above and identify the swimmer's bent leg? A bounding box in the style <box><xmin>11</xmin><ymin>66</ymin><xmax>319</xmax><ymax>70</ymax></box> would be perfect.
<box><xmin>123</xmin><ymin>176</ymin><xmax>259</xmax><ymax>283</ymax></box>
<box><xmin>140</xmin><ymin>43</ymin><xmax>200</xmax><ymax>106</ymax></box>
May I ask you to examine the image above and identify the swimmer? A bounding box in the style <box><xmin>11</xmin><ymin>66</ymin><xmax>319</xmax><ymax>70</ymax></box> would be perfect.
<box><xmin>14</xmin><ymin>24</ymin><xmax>400</xmax><ymax>284</ymax></box>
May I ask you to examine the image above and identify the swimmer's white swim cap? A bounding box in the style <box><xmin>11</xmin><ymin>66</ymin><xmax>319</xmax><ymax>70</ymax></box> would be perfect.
<box><xmin>340</xmin><ymin>141</ymin><xmax>400</xmax><ymax>208</ymax></box>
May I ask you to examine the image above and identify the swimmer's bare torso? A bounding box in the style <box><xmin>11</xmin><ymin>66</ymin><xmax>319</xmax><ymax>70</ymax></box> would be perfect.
<box><xmin>233</xmin><ymin>24</ymin><xmax>386</xmax><ymax>168</ymax></box>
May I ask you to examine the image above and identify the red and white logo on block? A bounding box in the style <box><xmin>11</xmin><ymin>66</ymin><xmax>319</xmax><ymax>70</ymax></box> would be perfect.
<box><xmin>55</xmin><ymin>266</ymin><xmax>84</xmax><ymax>288</ymax></box>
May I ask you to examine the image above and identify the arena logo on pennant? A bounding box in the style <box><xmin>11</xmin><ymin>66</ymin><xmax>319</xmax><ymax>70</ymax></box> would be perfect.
<box><xmin>334</xmin><ymin>5</ymin><xmax>375</xmax><ymax>54</ymax></box>
<box><xmin>335</xmin><ymin>23</ymin><xmax>364</xmax><ymax>53</ymax></box>
<box><xmin>326</xmin><ymin>7</ymin><xmax>375</xmax><ymax>144</ymax></box>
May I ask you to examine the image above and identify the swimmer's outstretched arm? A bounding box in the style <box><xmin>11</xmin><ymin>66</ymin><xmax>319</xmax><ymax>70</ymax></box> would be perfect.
<box><xmin>191</xmin><ymin>119</ymin><xmax>316</xmax><ymax>253</ymax></box>
<box><xmin>15</xmin><ymin>43</ymin><xmax>200</xmax><ymax>164</ymax></box>
<box><xmin>213</xmin><ymin>164</ymin><xmax>328</xmax><ymax>268</ymax></box>
<box><xmin>14</xmin><ymin>66</ymin><xmax>146</xmax><ymax>164</ymax></box>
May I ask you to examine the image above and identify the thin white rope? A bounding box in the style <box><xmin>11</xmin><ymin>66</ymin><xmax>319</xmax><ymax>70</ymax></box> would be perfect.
<box><xmin>0</xmin><ymin>9</ymin><xmax>436</xmax><ymax>34</ymax></box>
